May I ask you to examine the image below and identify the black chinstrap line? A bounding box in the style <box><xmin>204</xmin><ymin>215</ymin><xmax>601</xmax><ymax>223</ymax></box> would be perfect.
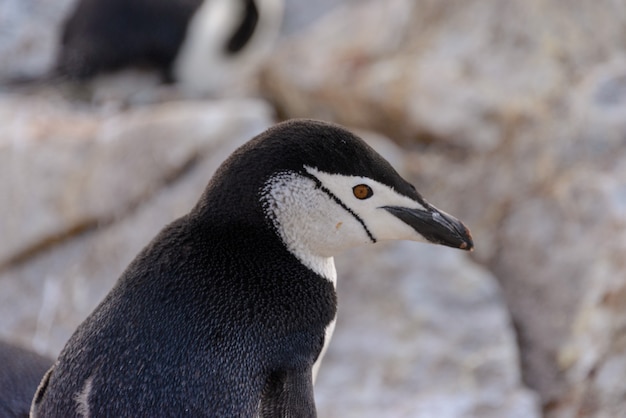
<box><xmin>303</xmin><ymin>172</ymin><xmax>377</xmax><ymax>244</ymax></box>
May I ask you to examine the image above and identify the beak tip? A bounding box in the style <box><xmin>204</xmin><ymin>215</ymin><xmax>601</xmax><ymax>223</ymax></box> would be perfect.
<box><xmin>459</xmin><ymin>224</ymin><xmax>474</xmax><ymax>252</ymax></box>
<box><xmin>459</xmin><ymin>226</ymin><xmax>474</xmax><ymax>251</ymax></box>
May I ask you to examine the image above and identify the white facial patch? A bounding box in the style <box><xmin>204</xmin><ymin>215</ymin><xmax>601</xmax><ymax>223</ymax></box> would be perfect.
<box><xmin>304</xmin><ymin>167</ymin><xmax>432</xmax><ymax>243</ymax></box>
<box><xmin>262</xmin><ymin>171</ymin><xmax>366</xmax><ymax>282</ymax></box>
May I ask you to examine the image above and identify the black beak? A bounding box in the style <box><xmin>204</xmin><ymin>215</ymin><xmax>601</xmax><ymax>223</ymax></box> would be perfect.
<box><xmin>383</xmin><ymin>205</ymin><xmax>474</xmax><ymax>251</ymax></box>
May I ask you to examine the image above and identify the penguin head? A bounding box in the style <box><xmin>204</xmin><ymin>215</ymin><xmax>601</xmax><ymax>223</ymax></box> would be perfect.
<box><xmin>200</xmin><ymin>119</ymin><xmax>473</xmax><ymax>273</ymax></box>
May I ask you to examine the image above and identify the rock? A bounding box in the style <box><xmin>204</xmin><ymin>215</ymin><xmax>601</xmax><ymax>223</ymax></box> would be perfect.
<box><xmin>561</xmin><ymin>64</ymin><xmax>626</xmax><ymax>416</ymax></box>
<box><xmin>0</xmin><ymin>0</ymin><xmax>77</xmax><ymax>81</ymax></box>
<box><xmin>486</xmin><ymin>57</ymin><xmax>626</xmax><ymax>417</ymax></box>
<box><xmin>262</xmin><ymin>0</ymin><xmax>625</xmax><ymax>151</ymax></box>
<box><xmin>0</xmin><ymin>98</ymin><xmax>275</xmax><ymax>354</ymax></box>
<box><xmin>263</xmin><ymin>0</ymin><xmax>421</xmax><ymax>142</ymax></box>
<box><xmin>317</xmin><ymin>242</ymin><xmax>539</xmax><ymax>418</ymax></box>
<box><xmin>281</xmin><ymin>0</ymin><xmax>354</xmax><ymax>36</ymax></box>
<box><xmin>403</xmin><ymin>82</ymin><xmax>626</xmax><ymax>416</ymax></box>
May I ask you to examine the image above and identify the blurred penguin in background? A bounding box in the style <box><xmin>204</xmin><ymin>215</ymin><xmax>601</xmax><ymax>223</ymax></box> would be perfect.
<box><xmin>0</xmin><ymin>340</ymin><xmax>53</xmax><ymax>418</ymax></box>
<box><xmin>57</xmin><ymin>0</ymin><xmax>284</xmax><ymax>94</ymax></box>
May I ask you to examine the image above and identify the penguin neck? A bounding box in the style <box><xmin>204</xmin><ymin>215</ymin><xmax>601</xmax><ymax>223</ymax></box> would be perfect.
<box><xmin>293</xmin><ymin>253</ymin><xmax>337</xmax><ymax>286</ymax></box>
<box><xmin>193</xmin><ymin>180</ymin><xmax>338</xmax><ymax>285</ymax></box>
<box><xmin>224</xmin><ymin>0</ymin><xmax>259</xmax><ymax>54</ymax></box>
<box><xmin>259</xmin><ymin>171</ymin><xmax>339</xmax><ymax>284</ymax></box>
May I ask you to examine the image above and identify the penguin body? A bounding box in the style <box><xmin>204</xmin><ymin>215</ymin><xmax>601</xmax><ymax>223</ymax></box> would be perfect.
<box><xmin>31</xmin><ymin>120</ymin><xmax>472</xmax><ymax>417</ymax></box>
<box><xmin>58</xmin><ymin>0</ymin><xmax>203</xmax><ymax>79</ymax></box>
<box><xmin>0</xmin><ymin>341</ymin><xmax>53</xmax><ymax>418</ymax></box>
<box><xmin>57</xmin><ymin>0</ymin><xmax>283</xmax><ymax>92</ymax></box>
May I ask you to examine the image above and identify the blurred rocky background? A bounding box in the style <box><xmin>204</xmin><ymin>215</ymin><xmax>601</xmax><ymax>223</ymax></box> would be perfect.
<box><xmin>2</xmin><ymin>0</ymin><xmax>626</xmax><ymax>416</ymax></box>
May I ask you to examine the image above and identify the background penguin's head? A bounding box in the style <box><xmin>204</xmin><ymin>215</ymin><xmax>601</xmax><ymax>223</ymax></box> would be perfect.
<box><xmin>200</xmin><ymin>119</ymin><xmax>472</xmax><ymax>266</ymax></box>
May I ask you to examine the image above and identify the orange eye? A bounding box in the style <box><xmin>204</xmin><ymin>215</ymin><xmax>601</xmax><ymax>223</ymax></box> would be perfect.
<box><xmin>353</xmin><ymin>184</ymin><xmax>373</xmax><ymax>200</ymax></box>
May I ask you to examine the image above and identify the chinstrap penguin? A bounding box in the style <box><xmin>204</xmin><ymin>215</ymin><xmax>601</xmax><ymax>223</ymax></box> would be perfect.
<box><xmin>54</xmin><ymin>0</ymin><xmax>283</xmax><ymax>93</ymax></box>
<box><xmin>30</xmin><ymin>119</ymin><xmax>473</xmax><ymax>417</ymax></box>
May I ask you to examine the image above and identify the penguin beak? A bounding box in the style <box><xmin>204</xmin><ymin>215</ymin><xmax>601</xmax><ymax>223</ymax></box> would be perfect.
<box><xmin>383</xmin><ymin>205</ymin><xmax>474</xmax><ymax>251</ymax></box>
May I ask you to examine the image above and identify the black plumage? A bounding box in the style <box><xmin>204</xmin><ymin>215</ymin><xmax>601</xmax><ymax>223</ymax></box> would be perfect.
<box><xmin>58</xmin><ymin>0</ymin><xmax>203</xmax><ymax>79</ymax></box>
<box><xmin>0</xmin><ymin>341</ymin><xmax>53</xmax><ymax>418</ymax></box>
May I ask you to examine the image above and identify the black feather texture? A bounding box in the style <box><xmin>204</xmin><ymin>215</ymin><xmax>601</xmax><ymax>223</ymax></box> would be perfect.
<box><xmin>0</xmin><ymin>341</ymin><xmax>52</xmax><ymax>418</ymax></box>
<box><xmin>58</xmin><ymin>0</ymin><xmax>204</xmax><ymax>79</ymax></box>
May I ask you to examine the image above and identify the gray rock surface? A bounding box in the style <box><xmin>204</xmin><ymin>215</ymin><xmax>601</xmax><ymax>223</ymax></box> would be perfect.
<box><xmin>281</xmin><ymin>0</ymin><xmax>356</xmax><ymax>36</ymax></box>
<box><xmin>0</xmin><ymin>0</ymin><xmax>76</xmax><ymax>80</ymax></box>
<box><xmin>0</xmin><ymin>97</ymin><xmax>271</xmax><ymax>268</ymax></box>
<box><xmin>263</xmin><ymin>0</ymin><xmax>626</xmax><ymax>150</ymax></box>
<box><xmin>318</xmin><ymin>242</ymin><xmax>538</xmax><ymax>418</ymax></box>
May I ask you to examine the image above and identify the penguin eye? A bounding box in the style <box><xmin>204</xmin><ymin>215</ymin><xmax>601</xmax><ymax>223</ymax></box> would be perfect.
<box><xmin>353</xmin><ymin>184</ymin><xmax>373</xmax><ymax>200</ymax></box>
